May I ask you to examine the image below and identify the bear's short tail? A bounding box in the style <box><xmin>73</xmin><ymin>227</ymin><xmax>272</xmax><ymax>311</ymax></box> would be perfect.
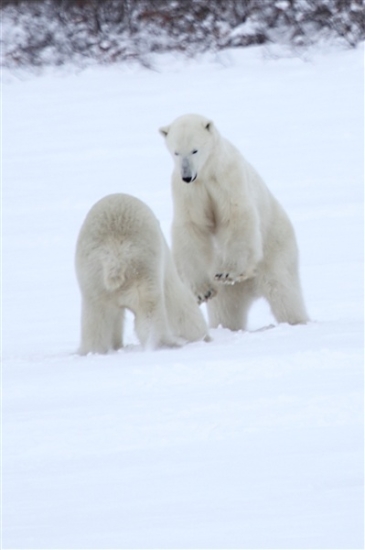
<box><xmin>101</xmin><ymin>242</ymin><xmax>131</xmax><ymax>292</ymax></box>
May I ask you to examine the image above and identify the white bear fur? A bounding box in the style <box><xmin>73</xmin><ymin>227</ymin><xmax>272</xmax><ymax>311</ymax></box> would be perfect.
<box><xmin>160</xmin><ymin>114</ymin><xmax>309</xmax><ymax>330</ymax></box>
<box><xmin>75</xmin><ymin>193</ymin><xmax>208</xmax><ymax>354</ymax></box>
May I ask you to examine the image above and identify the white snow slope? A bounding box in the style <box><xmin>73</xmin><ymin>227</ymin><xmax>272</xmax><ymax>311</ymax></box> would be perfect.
<box><xmin>2</xmin><ymin>45</ymin><xmax>364</xmax><ymax>549</ymax></box>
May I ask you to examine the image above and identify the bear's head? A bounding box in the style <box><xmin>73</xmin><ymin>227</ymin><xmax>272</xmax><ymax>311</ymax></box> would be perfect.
<box><xmin>159</xmin><ymin>114</ymin><xmax>216</xmax><ymax>184</ymax></box>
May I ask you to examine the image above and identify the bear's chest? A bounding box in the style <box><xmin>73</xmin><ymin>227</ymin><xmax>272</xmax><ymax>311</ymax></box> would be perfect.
<box><xmin>185</xmin><ymin>183</ymin><xmax>220</xmax><ymax>233</ymax></box>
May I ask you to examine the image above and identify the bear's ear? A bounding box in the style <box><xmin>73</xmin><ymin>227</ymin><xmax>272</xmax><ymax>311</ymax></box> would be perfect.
<box><xmin>159</xmin><ymin>125</ymin><xmax>170</xmax><ymax>137</ymax></box>
<box><xmin>204</xmin><ymin>120</ymin><xmax>214</xmax><ymax>132</ymax></box>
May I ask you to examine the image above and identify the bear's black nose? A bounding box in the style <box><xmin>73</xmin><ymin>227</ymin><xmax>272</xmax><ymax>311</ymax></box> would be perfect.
<box><xmin>182</xmin><ymin>176</ymin><xmax>193</xmax><ymax>183</ymax></box>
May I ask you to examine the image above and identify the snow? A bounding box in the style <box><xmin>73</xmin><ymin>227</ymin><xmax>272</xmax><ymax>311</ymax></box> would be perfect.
<box><xmin>2</xmin><ymin>45</ymin><xmax>364</xmax><ymax>548</ymax></box>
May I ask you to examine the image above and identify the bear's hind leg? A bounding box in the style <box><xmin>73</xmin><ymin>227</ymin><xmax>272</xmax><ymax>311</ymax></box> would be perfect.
<box><xmin>79</xmin><ymin>299</ymin><xmax>118</xmax><ymax>355</ymax></box>
<box><xmin>132</xmin><ymin>283</ymin><xmax>181</xmax><ymax>349</ymax></box>
<box><xmin>111</xmin><ymin>307</ymin><xmax>125</xmax><ymax>351</ymax></box>
<box><xmin>263</xmin><ymin>272</ymin><xmax>309</xmax><ymax>325</ymax></box>
<box><xmin>207</xmin><ymin>282</ymin><xmax>255</xmax><ymax>331</ymax></box>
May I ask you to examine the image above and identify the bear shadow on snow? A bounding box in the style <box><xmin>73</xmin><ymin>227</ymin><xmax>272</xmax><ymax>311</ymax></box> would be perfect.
<box><xmin>159</xmin><ymin>113</ymin><xmax>309</xmax><ymax>331</ymax></box>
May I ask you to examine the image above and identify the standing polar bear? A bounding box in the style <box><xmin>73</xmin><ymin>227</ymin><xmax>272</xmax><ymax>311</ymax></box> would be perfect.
<box><xmin>159</xmin><ymin>114</ymin><xmax>309</xmax><ymax>330</ymax></box>
<box><xmin>75</xmin><ymin>193</ymin><xmax>208</xmax><ymax>354</ymax></box>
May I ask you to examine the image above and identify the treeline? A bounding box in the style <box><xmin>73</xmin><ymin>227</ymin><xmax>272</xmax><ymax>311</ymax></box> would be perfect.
<box><xmin>1</xmin><ymin>0</ymin><xmax>364</xmax><ymax>68</ymax></box>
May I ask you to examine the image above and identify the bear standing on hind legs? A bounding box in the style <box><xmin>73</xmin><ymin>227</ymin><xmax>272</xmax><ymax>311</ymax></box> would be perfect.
<box><xmin>159</xmin><ymin>113</ymin><xmax>309</xmax><ymax>330</ymax></box>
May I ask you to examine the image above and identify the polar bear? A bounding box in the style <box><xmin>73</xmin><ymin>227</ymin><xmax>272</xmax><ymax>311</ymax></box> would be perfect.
<box><xmin>159</xmin><ymin>114</ymin><xmax>309</xmax><ymax>330</ymax></box>
<box><xmin>75</xmin><ymin>193</ymin><xmax>208</xmax><ymax>354</ymax></box>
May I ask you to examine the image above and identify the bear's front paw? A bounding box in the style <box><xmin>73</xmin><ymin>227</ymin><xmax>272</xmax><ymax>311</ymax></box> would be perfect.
<box><xmin>215</xmin><ymin>273</ymin><xmax>236</xmax><ymax>285</ymax></box>
<box><xmin>196</xmin><ymin>286</ymin><xmax>217</xmax><ymax>305</ymax></box>
<box><xmin>215</xmin><ymin>267</ymin><xmax>257</xmax><ymax>285</ymax></box>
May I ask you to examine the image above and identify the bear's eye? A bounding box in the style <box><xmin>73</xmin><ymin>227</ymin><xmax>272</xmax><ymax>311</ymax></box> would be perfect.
<box><xmin>192</xmin><ymin>149</ymin><xmax>198</xmax><ymax>154</ymax></box>
<box><xmin>174</xmin><ymin>152</ymin><xmax>179</xmax><ymax>156</ymax></box>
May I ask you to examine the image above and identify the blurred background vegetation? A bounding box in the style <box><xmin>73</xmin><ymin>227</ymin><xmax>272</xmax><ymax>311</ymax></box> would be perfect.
<box><xmin>1</xmin><ymin>0</ymin><xmax>364</xmax><ymax>68</ymax></box>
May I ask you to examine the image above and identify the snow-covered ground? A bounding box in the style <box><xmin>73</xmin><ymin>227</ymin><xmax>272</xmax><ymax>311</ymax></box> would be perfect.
<box><xmin>2</xmin><ymin>44</ymin><xmax>364</xmax><ymax>549</ymax></box>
